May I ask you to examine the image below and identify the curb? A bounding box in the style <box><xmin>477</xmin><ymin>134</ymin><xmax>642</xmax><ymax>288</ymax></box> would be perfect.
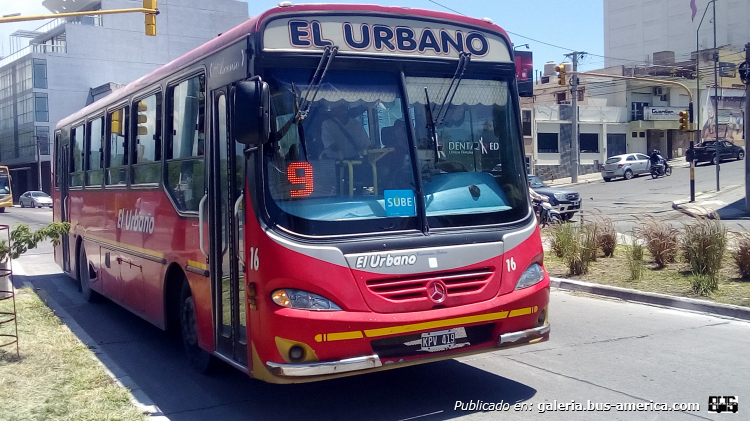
<box><xmin>671</xmin><ymin>184</ymin><xmax>743</xmax><ymax>219</ymax></box>
<box><xmin>13</xmin><ymin>262</ymin><xmax>168</xmax><ymax>420</ymax></box>
<box><xmin>550</xmin><ymin>276</ymin><xmax>750</xmax><ymax>321</ymax></box>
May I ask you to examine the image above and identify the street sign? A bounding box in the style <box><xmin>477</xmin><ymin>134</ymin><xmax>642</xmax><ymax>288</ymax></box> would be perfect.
<box><xmin>739</xmin><ymin>61</ymin><xmax>750</xmax><ymax>85</ymax></box>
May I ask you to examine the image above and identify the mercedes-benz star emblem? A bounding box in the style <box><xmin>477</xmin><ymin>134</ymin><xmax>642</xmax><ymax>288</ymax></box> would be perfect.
<box><xmin>427</xmin><ymin>281</ymin><xmax>447</xmax><ymax>303</ymax></box>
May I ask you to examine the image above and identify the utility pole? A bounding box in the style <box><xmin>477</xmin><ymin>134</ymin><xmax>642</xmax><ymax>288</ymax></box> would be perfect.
<box><xmin>713</xmin><ymin>0</ymin><xmax>721</xmax><ymax>191</ymax></box>
<box><xmin>566</xmin><ymin>52</ymin><xmax>583</xmax><ymax>183</ymax></box>
<box><xmin>745</xmin><ymin>43</ymin><xmax>750</xmax><ymax>214</ymax></box>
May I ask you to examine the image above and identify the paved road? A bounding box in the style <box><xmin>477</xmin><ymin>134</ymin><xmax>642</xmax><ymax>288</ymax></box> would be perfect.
<box><xmin>0</xmin><ymin>205</ymin><xmax>54</xmax><ymax>256</ymax></box>
<box><xmin>572</xmin><ymin>158</ymin><xmax>747</xmax><ymax>233</ymax></box>
<box><xmin>18</xmin><ymin>259</ymin><xmax>750</xmax><ymax>421</ymax></box>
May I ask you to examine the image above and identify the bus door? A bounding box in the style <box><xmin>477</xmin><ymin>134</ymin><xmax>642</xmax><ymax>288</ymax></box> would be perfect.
<box><xmin>59</xmin><ymin>135</ymin><xmax>71</xmax><ymax>273</ymax></box>
<box><xmin>208</xmin><ymin>88</ymin><xmax>247</xmax><ymax>366</ymax></box>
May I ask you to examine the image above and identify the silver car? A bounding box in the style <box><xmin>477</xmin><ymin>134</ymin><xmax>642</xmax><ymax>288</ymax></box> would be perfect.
<box><xmin>19</xmin><ymin>191</ymin><xmax>52</xmax><ymax>208</ymax></box>
<box><xmin>601</xmin><ymin>153</ymin><xmax>651</xmax><ymax>181</ymax></box>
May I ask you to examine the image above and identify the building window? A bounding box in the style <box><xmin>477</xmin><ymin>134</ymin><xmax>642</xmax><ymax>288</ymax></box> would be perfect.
<box><xmin>132</xmin><ymin>92</ymin><xmax>162</xmax><ymax>184</ymax></box>
<box><xmin>33</xmin><ymin>59</ymin><xmax>47</xmax><ymax>89</ymax></box>
<box><xmin>17</xmin><ymin>93</ymin><xmax>34</xmax><ymax>125</ymax></box>
<box><xmin>36</xmin><ymin>126</ymin><xmax>50</xmax><ymax>155</ymax></box>
<box><xmin>522</xmin><ymin>110</ymin><xmax>532</xmax><ymax>136</ymax></box>
<box><xmin>556</xmin><ymin>92</ymin><xmax>567</xmax><ymax>104</ymax></box>
<box><xmin>631</xmin><ymin>102</ymin><xmax>649</xmax><ymax>121</ymax></box>
<box><xmin>579</xmin><ymin>133</ymin><xmax>599</xmax><ymax>153</ymax></box>
<box><xmin>71</xmin><ymin>124</ymin><xmax>85</xmax><ymax>187</ymax></box>
<box><xmin>15</xmin><ymin>60</ymin><xmax>32</xmax><ymax>93</ymax></box>
<box><xmin>577</xmin><ymin>87</ymin><xmax>585</xmax><ymax>102</ymax></box>
<box><xmin>35</xmin><ymin>93</ymin><xmax>49</xmax><ymax>122</ymax></box>
<box><xmin>0</xmin><ymin>68</ymin><xmax>12</xmax><ymax>98</ymax></box>
<box><xmin>631</xmin><ymin>131</ymin><xmax>637</xmax><ymax>138</ymax></box>
<box><xmin>538</xmin><ymin>133</ymin><xmax>559</xmax><ymax>153</ymax></box>
<box><xmin>639</xmin><ymin>131</ymin><xmax>645</xmax><ymax>138</ymax></box>
<box><xmin>86</xmin><ymin>117</ymin><xmax>104</xmax><ymax>186</ymax></box>
<box><xmin>166</xmin><ymin>74</ymin><xmax>205</xmax><ymax>212</ymax></box>
<box><xmin>106</xmin><ymin>106</ymin><xmax>129</xmax><ymax>185</ymax></box>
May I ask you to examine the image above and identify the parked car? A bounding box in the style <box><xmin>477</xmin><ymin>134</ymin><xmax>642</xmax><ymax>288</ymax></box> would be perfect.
<box><xmin>19</xmin><ymin>191</ymin><xmax>52</xmax><ymax>208</ymax></box>
<box><xmin>601</xmin><ymin>153</ymin><xmax>652</xmax><ymax>181</ymax></box>
<box><xmin>527</xmin><ymin>175</ymin><xmax>580</xmax><ymax>220</ymax></box>
<box><xmin>685</xmin><ymin>140</ymin><xmax>744</xmax><ymax>165</ymax></box>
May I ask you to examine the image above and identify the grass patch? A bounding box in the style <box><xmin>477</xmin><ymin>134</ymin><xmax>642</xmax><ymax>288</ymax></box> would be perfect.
<box><xmin>544</xmin><ymin>246</ymin><xmax>750</xmax><ymax>308</ymax></box>
<box><xmin>0</xmin><ymin>287</ymin><xmax>146</xmax><ymax>421</ymax></box>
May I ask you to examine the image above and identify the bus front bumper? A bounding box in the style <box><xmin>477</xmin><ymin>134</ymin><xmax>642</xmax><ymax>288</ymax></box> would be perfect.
<box><xmin>265</xmin><ymin>323</ymin><xmax>550</xmax><ymax>377</ymax></box>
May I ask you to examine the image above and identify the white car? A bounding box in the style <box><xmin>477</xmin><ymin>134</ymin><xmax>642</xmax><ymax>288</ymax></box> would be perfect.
<box><xmin>601</xmin><ymin>153</ymin><xmax>652</xmax><ymax>181</ymax></box>
<box><xmin>19</xmin><ymin>191</ymin><xmax>52</xmax><ymax>208</ymax></box>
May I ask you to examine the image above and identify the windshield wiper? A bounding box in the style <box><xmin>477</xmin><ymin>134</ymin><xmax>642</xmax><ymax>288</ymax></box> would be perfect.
<box><xmin>295</xmin><ymin>45</ymin><xmax>338</xmax><ymax>122</ymax></box>
<box><xmin>433</xmin><ymin>52</ymin><xmax>471</xmax><ymax>126</ymax></box>
<box><xmin>423</xmin><ymin>52</ymin><xmax>471</xmax><ymax>164</ymax></box>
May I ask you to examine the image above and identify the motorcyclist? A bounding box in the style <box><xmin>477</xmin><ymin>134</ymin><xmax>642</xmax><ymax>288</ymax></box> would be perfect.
<box><xmin>650</xmin><ymin>149</ymin><xmax>668</xmax><ymax>173</ymax></box>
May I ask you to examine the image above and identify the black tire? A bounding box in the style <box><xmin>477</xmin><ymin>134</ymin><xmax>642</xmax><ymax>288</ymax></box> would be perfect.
<box><xmin>78</xmin><ymin>244</ymin><xmax>97</xmax><ymax>302</ymax></box>
<box><xmin>550</xmin><ymin>213</ymin><xmax>563</xmax><ymax>225</ymax></box>
<box><xmin>665</xmin><ymin>166</ymin><xmax>672</xmax><ymax>176</ymax></box>
<box><xmin>738</xmin><ymin>150</ymin><xmax>745</xmax><ymax>160</ymax></box>
<box><xmin>651</xmin><ymin>170</ymin><xmax>658</xmax><ymax>179</ymax></box>
<box><xmin>624</xmin><ymin>169</ymin><xmax>633</xmax><ymax>180</ymax></box>
<box><xmin>0</xmin><ymin>207</ymin><xmax>5</xmax><ymax>213</ymax></box>
<box><xmin>712</xmin><ymin>154</ymin><xmax>720</xmax><ymax>165</ymax></box>
<box><xmin>180</xmin><ymin>281</ymin><xmax>216</xmax><ymax>373</ymax></box>
<box><xmin>19</xmin><ymin>201</ymin><xmax>24</xmax><ymax>208</ymax></box>
<box><xmin>603</xmin><ymin>177</ymin><xmax>612</xmax><ymax>182</ymax></box>
<box><xmin>31</xmin><ymin>200</ymin><xmax>36</xmax><ymax>208</ymax></box>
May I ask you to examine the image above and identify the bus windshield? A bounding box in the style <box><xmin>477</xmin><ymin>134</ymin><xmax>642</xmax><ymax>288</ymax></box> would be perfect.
<box><xmin>263</xmin><ymin>67</ymin><xmax>526</xmax><ymax>236</ymax></box>
<box><xmin>0</xmin><ymin>175</ymin><xmax>10</xmax><ymax>196</ymax></box>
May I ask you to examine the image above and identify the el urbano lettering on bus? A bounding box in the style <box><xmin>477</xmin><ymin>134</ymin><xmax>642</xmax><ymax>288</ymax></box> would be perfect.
<box><xmin>355</xmin><ymin>253</ymin><xmax>418</xmax><ymax>269</ymax></box>
<box><xmin>117</xmin><ymin>209</ymin><xmax>155</xmax><ymax>234</ymax></box>
<box><xmin>288</xmin><ymin>20</ymin><xmax>490</xmax><ymax>56</ymax></box>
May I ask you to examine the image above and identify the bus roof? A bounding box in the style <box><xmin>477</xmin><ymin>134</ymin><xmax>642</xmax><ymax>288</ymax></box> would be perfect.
<box><xmin>56</xmin><ymin>4</ymin><xmax>510</xmax><ymax>129</ymax></box>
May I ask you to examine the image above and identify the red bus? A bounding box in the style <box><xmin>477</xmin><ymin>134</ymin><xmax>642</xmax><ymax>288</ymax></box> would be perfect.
<box><xmin>53</xmin><ymin>4</ymin><xmax>550</xmax><ymax>383</ymax></box>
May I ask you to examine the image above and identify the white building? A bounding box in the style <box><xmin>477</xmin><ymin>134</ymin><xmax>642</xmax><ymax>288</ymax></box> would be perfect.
<box><xmin>603</xmin><ymin>0</ymin><xmax>750</xmax><ymax>68</ymax></box>
<box><xmin>0</xmin><ymin>0</ymin><xmax>248</xmax><ymax>195</ymax></box>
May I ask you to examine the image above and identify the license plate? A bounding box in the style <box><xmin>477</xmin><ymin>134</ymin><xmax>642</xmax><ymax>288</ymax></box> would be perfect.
<box><xmin>420</xmin><ymin>328</ymin><xmax>458</xmax><ymax>352</ymax></box>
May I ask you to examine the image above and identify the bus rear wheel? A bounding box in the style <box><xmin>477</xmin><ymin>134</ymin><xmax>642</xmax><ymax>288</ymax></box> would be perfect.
<box><xmin>180</xmin><ymin>281</ymin><xmax>216</xmax><ymax>373</ymax></box>
<box><xmin>78</xmin><ymin>245</ymin><xmax>97</xmax><ymax>302</ymax></box>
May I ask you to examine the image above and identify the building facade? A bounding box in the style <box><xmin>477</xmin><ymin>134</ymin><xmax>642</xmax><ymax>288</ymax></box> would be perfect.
<box><xmin>0</xmin><ymin>0</ymin><xmax>248</xmax><ymax>196</ymax></box>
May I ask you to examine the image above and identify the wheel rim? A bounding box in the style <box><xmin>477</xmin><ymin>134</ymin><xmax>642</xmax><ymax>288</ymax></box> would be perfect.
<box><xmin>181</xmin><ymin>296</ymin><xmax>199</xmax><ymax>346</ymax></box>
<box><xmin>740</xmin><ymin>152</ymin><xmax>745</xmax><ymax>160</ymax></box>
<box><xmin>625</xmin><ymin>170</ymin><xmax>633</xmax><ymax>179</ymax></box>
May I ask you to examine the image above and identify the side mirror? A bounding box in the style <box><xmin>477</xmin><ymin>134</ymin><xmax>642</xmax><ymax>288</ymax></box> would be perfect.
<box><xmin>233</xmin><ymin>78</ymin><xmax>270</xmax><ymax>146</ymax></box>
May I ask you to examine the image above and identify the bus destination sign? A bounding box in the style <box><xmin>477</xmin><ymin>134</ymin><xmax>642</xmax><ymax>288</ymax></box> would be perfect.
<box><xmin>263</xmin><ymin>16</ymin><xmax>511</xmax><ymax>62</ymax></box>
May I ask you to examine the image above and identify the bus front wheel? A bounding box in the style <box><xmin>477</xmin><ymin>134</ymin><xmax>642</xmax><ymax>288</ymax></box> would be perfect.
<box><xmin>180</xmin><ymin>281</ymin><xmax>216</xmax><ymax>373</ymax></box>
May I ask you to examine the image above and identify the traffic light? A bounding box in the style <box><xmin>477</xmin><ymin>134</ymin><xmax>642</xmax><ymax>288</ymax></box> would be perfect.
<box><xmin>144</xmin><ymin>0</ymin><xmax>157</xmax><ymax>36</ymax></box>
<box><xmin>137</xmin><ymin>101</ymin><xmax>148</xmax><ymax>135</ymax></box>
<box><xmin>679</xmin><ymin>110</ymin><xmax>689</xmax><ymax>131</ymax></box>
<box><xmin>556</xmin><ymin>64</ymin><xmax>567</xmax><ymax>86</ymax></box>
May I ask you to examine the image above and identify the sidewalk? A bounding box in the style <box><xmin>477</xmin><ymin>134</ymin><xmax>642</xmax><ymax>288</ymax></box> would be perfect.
<box><xmin>672</xmin><ymin>184</ymin><xmax>750</xmax><ymax>220</ymax></box>
<box><xmin>544</xmin><ymin>158</ymin><xmax>690</xmax><ymax>188</ymax></box>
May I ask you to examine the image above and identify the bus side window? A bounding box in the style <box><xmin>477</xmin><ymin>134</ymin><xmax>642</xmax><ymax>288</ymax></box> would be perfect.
<box><xmin>70</xmin><ymin>124</ymin><xmax>85</xmax><ymax>187</ymax></box>
<box><xmin>106</xmin><ymin>106</ymin><xmax>129</xmax><ymax>185</ymax></box>
<box><xmin>132</xmin><ymin>92</ymin><xmax>162</xmax><ymax>185</ymax></box>
<box><xmin>86</xmin><ymin>116</ymin><xmax>105</xmax><ymax>186</ymax></box>
<box><xmin>166</xmin><ymin>74</ymin><xmax>205</xmax><ymax>212</ymax></box>
<box><xmin>54</xmin><ymin>132</ymin><xmax>60</xmax><ymax>188</ymax></box>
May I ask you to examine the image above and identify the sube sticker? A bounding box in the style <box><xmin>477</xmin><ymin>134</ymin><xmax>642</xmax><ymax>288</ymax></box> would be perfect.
<box><xmin>384</xmin><ymin>190</ymin><xmax>416</xmax><ymax>217</ymax></box>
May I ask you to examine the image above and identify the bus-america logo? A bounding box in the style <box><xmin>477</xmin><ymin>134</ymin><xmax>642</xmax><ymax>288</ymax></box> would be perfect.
<box><xmin>117</xmin><ymin>209</ymin><xmax>155</xmax><ymax>234</ymax></box>
<box><xmin>288</xmin><ymin>20</ymin><xmax>489</xmax><ymax>56</ymax></box>
<box><xmin>355</xmin><ymin>253</ymin><xmax>417</xmax><ymax>269</ymax></box>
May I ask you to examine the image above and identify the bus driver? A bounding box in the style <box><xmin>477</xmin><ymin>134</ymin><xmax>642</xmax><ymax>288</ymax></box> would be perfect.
<box><xmin>321</xmin><ymin>103</ymin><xmax>371</xmax><ymax>160</ymax></box>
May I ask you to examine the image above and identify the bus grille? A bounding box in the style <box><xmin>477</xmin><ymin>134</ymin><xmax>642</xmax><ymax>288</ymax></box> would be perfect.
<box><xmin>365</xmin><ymin>268</ymin><xmax>494</xmax><ymax>302</ymax></box>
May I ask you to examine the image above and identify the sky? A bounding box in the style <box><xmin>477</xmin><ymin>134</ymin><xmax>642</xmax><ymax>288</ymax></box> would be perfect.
<box><xmin>0</xmin><ymin>0</ymin><xmax>605</xmax><ymax>73</ymax></box>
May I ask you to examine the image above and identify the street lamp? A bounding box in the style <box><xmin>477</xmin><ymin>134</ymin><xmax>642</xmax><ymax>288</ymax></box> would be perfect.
<box><xmin>695</xmin><ymin>0</ymin><xmax>721</xmax><ymax>191</ymax></box>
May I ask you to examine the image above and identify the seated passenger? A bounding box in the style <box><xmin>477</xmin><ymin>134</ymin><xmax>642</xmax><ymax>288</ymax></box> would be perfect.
<box><xmin>320</xmin><ymin>103</ymin><xmax>371</xmax><ymax>160</ymax></box>
<box><xmin>379</xmin><ymin>119</ymin><xmax>412</xmax><ymax>188</ymax></box>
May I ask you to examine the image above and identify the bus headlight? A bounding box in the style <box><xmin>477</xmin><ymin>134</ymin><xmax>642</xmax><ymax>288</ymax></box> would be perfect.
<box><xmin>271</xmin><ymin>289</ymin><xmax>342</xmax><ymax>311</ymax></box>
<box><xmin>514</xmin><ymin>263</ymin><xmax>545</xmax><ymax>290</ymax></box>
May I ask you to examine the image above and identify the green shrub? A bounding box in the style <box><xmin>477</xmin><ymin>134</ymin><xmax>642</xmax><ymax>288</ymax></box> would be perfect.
<box><xmin>682</xmin><ymin>219</ymin><xmax>727</xmax><ymax>277</ymax></box>
<box><xmin>581</xmin><ymin>222</ymin><xmax>598</xmax><ymax>263</ymax></box>
<box><xmin>732</xmin><ymin>233</ymin><xmax>750</xmax><ymax>279</ymax></box>
<box><xmin>691</xmin><ymin>273</ymin><xmax>719</xmax><ymax>296</ymax></box>
<box><xmin>639</xmin><ymin>218</ymin><xmax>679</xmax><ymax>268</ymax></box>
<box><xmin>625</xmin><ymin>231</ymin><xmax>644</xmax><ymax>281</ymax></box>
<box><xmin>550</xmin><ymin>223</ymin><xmax>575</xmax><ymax>259</ymax></box>
<box><xmin>595</xmin><ymin>217</ymin><xmax>617</xmax><ymax>257</ymax></box>
<box><xmin>557</xmin><ymin>223</ymin><xmax>597</xmax><ymax>276</ymax></box>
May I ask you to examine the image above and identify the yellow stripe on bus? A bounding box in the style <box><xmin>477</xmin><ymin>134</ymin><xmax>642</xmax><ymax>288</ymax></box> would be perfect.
<box><xmin>314</xmin><ymin>307</ymin><xmax>538</xmax><ymax>342</ymax></box>
<box><xmin>188</xmin><ymin>260</ymin><xmax>207</xmax><ymax>270</ymax></box>
<box><xmin>85</xmin><ymin>234</ymin><xmax>164</xmax><ymax>259</ymax></box>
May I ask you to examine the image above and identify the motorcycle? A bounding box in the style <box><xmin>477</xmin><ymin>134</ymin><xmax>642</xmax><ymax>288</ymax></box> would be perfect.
<box><xmin>533</xmin><ymin>199</ymin><xmax>563</xmax><ymax>227</ymax></box>
<box><xmin>650</xmin><ymin>161</ymin><xmax>672</xmax><ymax>179</ymax></box>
